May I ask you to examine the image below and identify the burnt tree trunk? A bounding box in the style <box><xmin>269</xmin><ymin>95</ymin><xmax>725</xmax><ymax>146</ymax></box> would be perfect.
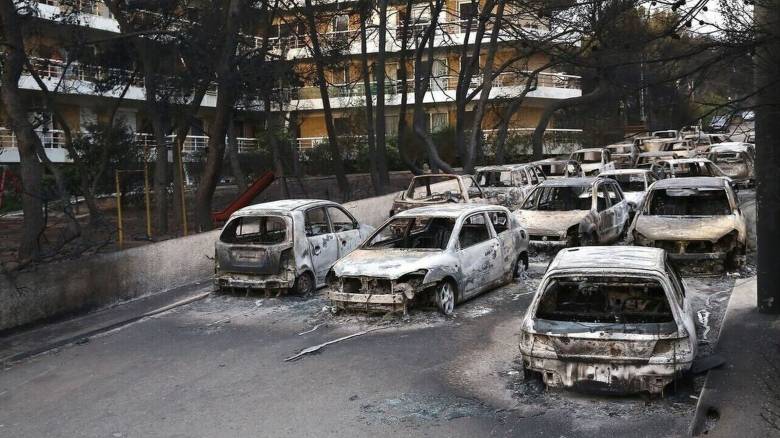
<box><xmin>755</xmin><ymin>1</ymin><xmax>780</xmax><ymax>313</ymax></box>
<box><xmin>372</xmin><ymin>0</ymin><xmax>390</xmax><ymax>192</ymax></box>
<box><xmin>358</xmin><ymin>6</ymin><xmax>380</xmax><ymax>194</ymax></box>
<box><xmin>0</xmin><ymin>0</ymin><xmax>45</xmax><ymax>261</ymax></box>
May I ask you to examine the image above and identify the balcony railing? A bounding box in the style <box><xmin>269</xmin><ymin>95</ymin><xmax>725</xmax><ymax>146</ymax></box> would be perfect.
<box><xmin>0</xmin><ymin>127</ymin><xmax>67</xmax><ymax>150</ymax></box>
<box><xmin>135</xmin><ymin>133</ymin><xmax>259</xmax><ymax>155</ymax></box>
<box><xmin>27</xmin><ymin>57</ymin><xmax>144</xmax><ymax>88</ymax></box>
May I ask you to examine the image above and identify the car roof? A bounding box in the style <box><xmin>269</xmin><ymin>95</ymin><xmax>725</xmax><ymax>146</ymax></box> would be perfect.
<box><xmin>600</xmin><ymin>168</ymin><xmax>652</xmax><ymax>176</ymax></box>
<box><xmin>476</xmin><ymin>163</ymin><xmax>536</xmax><ymax>172</ymax></box>
<box><xmin>395</xmin><ymin>203</ymin><xmax>507</xmax><ymax>219</ymax></box>
<box><xmin>235</xmin><ymin>199</ymin><xmax>332</xmax><ymax>214</ymax></box>
<box><xmin>605</xmin><ymin>143</ymin><xmax>633</xmax><ymax>148</ymax></box>
<box><xmin>538</xmin><ymin>177</ymin><xmax>599</xmax><ymax>187</ymax></box>
<box><xmin>548</xmin><ymin>246</ymin><xmax>666</xmax><ymax>273</ymax></box>
<box><xmin>412</xmin><ymin>173</ymin><xmax>462</xmax><ymax>179</ymax></box>
<box><xmin>571</xmin><ymin>148</ymin><xmax>606</xmax><ymax>153</ymax></box>
<box><xmin>652</xmin><ymin>176</ymin><xmax>727</xmax><ymax>189</ymax></box>
<box><xmin>662</xmin><ymin>158</ymin><xmax>712</xmax><ymax>164</ymax></box>
<box><xmin>710</xmin><ymin>143</ymin><xmax>751</xmax><ymax>153</ymax></box>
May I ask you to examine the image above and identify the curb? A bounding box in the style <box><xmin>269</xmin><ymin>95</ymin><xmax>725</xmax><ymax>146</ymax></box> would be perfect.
<box><xmin>1</xmin><ymin>290</ymin><xmax>212</xmax><ymax>366</ymax></box>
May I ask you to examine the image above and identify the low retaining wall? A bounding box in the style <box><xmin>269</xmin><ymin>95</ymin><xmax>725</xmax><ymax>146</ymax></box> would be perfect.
<box><xmin>0</xmin><ymin>192</ymin><xmax>399</xmax><ymax>332</ymax></box>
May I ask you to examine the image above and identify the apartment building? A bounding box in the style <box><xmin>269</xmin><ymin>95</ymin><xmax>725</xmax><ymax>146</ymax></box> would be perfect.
<box><xmin>0</xmin><ymin>0</ymin><xmax>583</xmax><ymax>166</ymax></box>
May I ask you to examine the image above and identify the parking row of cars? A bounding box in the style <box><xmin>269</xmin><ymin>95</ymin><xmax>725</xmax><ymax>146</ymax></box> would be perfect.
<box><xmin>211</xmin><ymin>135</ymin><xmax>752</xmax><ymax>394</ymax></box>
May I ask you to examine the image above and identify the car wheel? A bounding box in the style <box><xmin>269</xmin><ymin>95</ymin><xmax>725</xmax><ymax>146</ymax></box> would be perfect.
<box><xmin>293</xmin><ymin>272</ymin><xmax>315</xmax><ymax>296</ymax></box>
<box><xmin>725</xmin><ymin>247</ymin><xmax>745</xmax><ymax>271</ymax></box>
<box><xmin>435</xmin><ymin>281</ymin><xmax>456</xmax><ymax>316</ymax></box>
<box><xmin>580</xmin><ymin>232</ymin><xmax>597</xmax><ymax>246</ymax></box>
<box><xmin>514</xmin><ymin>252</ymin><xmax>529</xmax><ymax>279</ymax></box>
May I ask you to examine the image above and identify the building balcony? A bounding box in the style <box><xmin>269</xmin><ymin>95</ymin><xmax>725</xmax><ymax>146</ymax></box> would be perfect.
<box><xmin>288</xmin><ymin>70</ymin><xmax>581</xmax><ymax>110</ymax></box>
<box><xmin>19</xmin><ymin>57</ymin><xmax>219</xmax><ymax>105</ymax></box>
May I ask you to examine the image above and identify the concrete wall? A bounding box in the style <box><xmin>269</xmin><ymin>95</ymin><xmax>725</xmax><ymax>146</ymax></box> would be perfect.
<box><xmin>0</xmin><ymin>192</ymin><xmax>399</xmax><ymax>332</ymax></box>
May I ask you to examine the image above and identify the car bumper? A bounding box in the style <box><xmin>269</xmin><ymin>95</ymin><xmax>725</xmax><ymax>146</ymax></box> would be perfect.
<box><xmin>667</xmin><ymin>252</ymin><xmax>727</xmax><ymax>261</ymax></box>
<box><xmin>328</xmin><ymin>291</ymin><xmax>406</xmax><ymax>312</ymax></box>
<box><xmin>528</xmin><ymin>235</ymin><xmax>568</xmax><ymax>247</ymax></box>
<box><xmin>522</xmin><ymin>354</ymin><xmax>691</xmax><ymax>394</ymax></box>
<box><xmin>216</xmin><ymin>272</ymin><xmax>295</xmax><ymax>290</ymax></box>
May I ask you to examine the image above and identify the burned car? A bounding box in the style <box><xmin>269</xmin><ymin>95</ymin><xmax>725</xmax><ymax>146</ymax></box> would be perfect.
<box><xmin>631</xmin><ymin>177</ymin><xmax>747</xmax><ymax>270</ymax></box>
<box><xmin>569</xmin><ymin>148</ymin><xmax>615</xmax><ymax>176</ymax></box>
<box><xmin>515</xmin><ymin>177</ymin><xmax>631</xmax><ymax>247</ymax></box>
<box><xmin>599</xmin><ymin>169</ymin><xmax>657</xmax><ymax>220</ymax></box>
<box><xmin>640</xmin><ymin>139</ymin><xmax>697</xmax><ymax>158</ymax></box>
<box><xmin>215</xmin><ymin>200</ymin><xmax>374</xmax><ymax>295</ymax></box>
<box><xmin>328</xmin><ymin>204</ymin><xmax>529</xmax><ymax>315</ymax></box>
<box><xmin>655</xmin><ymin>158</ymin><xmax>728</xmax><ymax>180</ymax></box>
<box><xmin>390</xmin><ymin>174</ymin><xmax>486</xmax><ymax>216</ymax></box>
<box><xmin>519</xmin><ymin>246</ymin><xmax>697</xmax><ymax>394</ymax></box>
<box><xmin>708</xmin><ymin>143</ymin><xmax>755</xmax><ymax>187</ymax></box>
<box><xmin>604</xmin><ymin>142</ymin><xmax>639</xmax><ymax>168</ymax></box>
<box><xmin>533</xmin><ymin>159</ymin><xmax>583</xmax><ymax>179</ymax></box>
<box><xmin>474</xmin><ymin>164</ymin><xmax>546</xmax><ymax>209</ymax></box>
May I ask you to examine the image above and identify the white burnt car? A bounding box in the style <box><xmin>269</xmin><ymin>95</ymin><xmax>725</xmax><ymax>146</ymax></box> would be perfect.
<box><xmin>519</xmin><ymin>246</ymin><xmax>697</xmax><ymax>394</ymax></box>
<box><xmin>473</xmin><ymin>164</ymin><xmax>546</xmax><ymax>209</ymax></box>
<box><xmin>390</xmin><ymin>174</ymin><xmax>486</xmax><ymax>217</ymax></box>
<box><xmin>328</xmin><ymin>204</ymin><xmax>529</xmax><ymax>315</ymax></box>
<box><xmin>655</xmin><ymin>158</ymin><xmax>728</xmax><ymax>180</ymax></box>
<box><xmin>599</xmin><ymin>169</ymin><xmax>657</xmax><ymax>220</ymax></box>
<box><xmin>569</xmin><ymin>148</ymin><xmax>615</xmax><ymax>176</ymax></box>
<box><xmin>515</xmin><ymin>177</ymin><xmax>631</xmax><ymax>247</ymax></box>
<box><xmin>215</xmin><ymin>200</ymin><xmax>374</xmax><ymax>294</ymax></box>
<box><xmin>708</xmin><ymin>143</ymin><xmax>755</xmax><ymax>187</ymax></box>
<box><xmin>631</xmin><ymin>177</ymin><xmax>747</xmax><ymax>270</ymax></box>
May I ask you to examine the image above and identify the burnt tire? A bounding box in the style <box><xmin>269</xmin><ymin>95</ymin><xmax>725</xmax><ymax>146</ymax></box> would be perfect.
<box><xmin>725</xmin><ymin>247</ymin><xmax>745</xmax><ymax>271</ymax></box>
<box><xmin>435</xmin><ymin>280</ymin><xmax>456</xmax><ymax>316</ymax></box>
<box><xmin>293</xmin><ymin>272</ymin><xmax>315</xmax><ymax>296</ymax></box>
<box><xmin>580</xmin><ymin>232</ymin><xmax>597</xmax><ymax>246</ymax></box>
<box><xmin>513</xmin><ymin>252</ymin><xmax>529</xmax><ymax>279</ymax></box>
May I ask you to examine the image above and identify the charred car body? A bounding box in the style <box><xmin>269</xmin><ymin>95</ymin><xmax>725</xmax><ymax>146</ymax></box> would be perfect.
<box><xmin>328</xmin><ymin>204</ymin><xmax>529</xmax><ymax>315</ymax></box>
<box><xmin>655</xmin><ymin>158</ymin><xmax>728</xmax><ymax>180</ymax></box>
<box><xmin>599</xmin><ymin>169</ymin><xmax>657</xmax><ymax>220</ymax></box>
<box><xmin>390</xmin><ymin>174</ymin><xmax>486</xmax><ymax>216</ymax></box>
<box><xmin>707</xmin><ymin>143</ymin><xmax>755</xmax><ymax>187</ymax></box>
<box><xmin>515</xmin><ymin>177</ymin><xmax>631</xmax><ymax>247</ymax></box>
<box><xmin>474</xmin><ymin>164</ymin><xmax>546</xmax><ymax>209</ymax></box>
<box><xmin>631</xmin><ymin>177</ymin><xmax>747</xmax><ymax>270</ymax></box>
<box><xmin>569</xmin><ymin>148</ymin><xmax>615</xmax><ymax>176</ymax></box>
<box><xmin>215</xmin><ymin>200</ymin><xmax>374</xmax><ymax>294</ymax></box>
<box><xmin>519</xmin><ymin>246</ymin><xmax>697</xmax><ymax>394</ymax></box>
<box><xmin>604</xmin><ymin>143</ymin><xmax>640</xmax><ymax>168</ymax></box>
<box><xmin>533</xmin><ymin>159</ymin><xmax>583</xmax><ymax>179</ymax></box>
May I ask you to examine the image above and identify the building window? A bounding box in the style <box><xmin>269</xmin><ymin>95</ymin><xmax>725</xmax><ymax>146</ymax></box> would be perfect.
<box><xmin>428</xmin><ymin>112</ymin><xmax>449</xmax><ymax>132</ymax></box>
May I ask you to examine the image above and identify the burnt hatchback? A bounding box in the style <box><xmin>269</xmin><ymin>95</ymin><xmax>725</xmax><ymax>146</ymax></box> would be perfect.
<box><xmin>519</xmin><ymin>246</ymin><xmax>697</xmax><ymax>394</ymax></box>
<box><xmin>215</xmin><ymin>200</ymin><xmax>374</xmax><ymax>295</ymax></box>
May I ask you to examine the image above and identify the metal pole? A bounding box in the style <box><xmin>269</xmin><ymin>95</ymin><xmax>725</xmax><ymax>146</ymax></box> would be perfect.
<box><xmin>177</xmin><ymin>137</ymin><xmax>188</xmax><ymax>236</ymax></box>
<box><xmin>115</xmin><ymin>170</ymin><xmax>123</xmax><ymax>249</ymax></box>
<box><xmin>143</xmin><ymin>146</ymin><xmax>152</xmax><ymax>240</ymax></box>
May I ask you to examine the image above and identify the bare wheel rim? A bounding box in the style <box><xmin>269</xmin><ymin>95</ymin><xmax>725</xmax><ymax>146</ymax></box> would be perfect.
<box><xmin>297</xmin><ymin>274</ymin><xmax>313</xmax><ymax>295</ymax></box>
<box><xmin>438</xmin><ymin>283</ymin><xmax>454</xmax><ymax>315</ymax></box>
<box><xmin>514</xmin><ymin>255</ymin><xmax>528</xmax><ymax>278</ymax></box>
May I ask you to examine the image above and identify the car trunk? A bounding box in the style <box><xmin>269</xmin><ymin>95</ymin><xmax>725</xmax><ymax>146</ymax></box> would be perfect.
<box><xmin>217</xmin><ymin>215</ymin><xmax>293</xmax><ymax>275</ymax></box>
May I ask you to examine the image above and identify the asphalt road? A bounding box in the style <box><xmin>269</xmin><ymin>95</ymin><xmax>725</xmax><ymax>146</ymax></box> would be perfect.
<box><xmin>0</xmin><ymin>260</ymin><xmax>741</xmax><ymax>438</ymax></box>
<box><xmin>0</xmin><ymin>191</ymin><xmax>756</xmax><ymax>438</ymax></box>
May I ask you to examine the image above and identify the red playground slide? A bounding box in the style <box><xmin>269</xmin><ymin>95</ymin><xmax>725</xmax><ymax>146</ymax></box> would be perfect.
<box><xmin>211</xmin><ymin>171</ymin><xmax>275</xmax><ymax>222</ymax></box>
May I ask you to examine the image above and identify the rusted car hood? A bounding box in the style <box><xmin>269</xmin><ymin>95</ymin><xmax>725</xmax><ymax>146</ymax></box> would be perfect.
<box><xmin>333</xmin><ymin>249</ymin><xmax>445</xmax><ymax>279</ymax></box>
<box><xmin>635</xmin><ymin>215</ymin><xmax>738</xmax><ymax>241</ymax></box>
<box><xmin>515</xmin><ymin>210</ymin><xmax>587</xmax><ymax>234</ymax></box>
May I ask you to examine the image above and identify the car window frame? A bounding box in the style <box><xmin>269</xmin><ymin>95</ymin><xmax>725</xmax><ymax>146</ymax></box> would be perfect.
<box><xmin>595</xmin><ymin>182</ymin><xmax>611</xmax><ymax>211</ymax></box>
<box><xmin>488</xmin><ymin>210</ymin><xmax>510</xmax><ymax>235</ymax></box>
<box><xmin>457</xmin><ymin>212</ymin><xmax>493</xmax><ymax>250</ymax></box>
<box><xmin>304</xmin><ymin>206</ymin><xmax>333</xmax><ymax>237</ymax></box>
<box><xmin>326</xmin><ymin>205</ymin><xmax>359</xmax><ymax>232</ymax></box>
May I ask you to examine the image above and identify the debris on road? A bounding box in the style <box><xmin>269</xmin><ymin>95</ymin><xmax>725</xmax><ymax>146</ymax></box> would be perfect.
<box><xmin>297</xmin><ymin>323</ymin><xmax>324</xmax><ymax>336</ymax></box>
<box><xmin>284</xmin><ymin>327</ymin><xmax>388</xmax><ymax>362</ymax></box>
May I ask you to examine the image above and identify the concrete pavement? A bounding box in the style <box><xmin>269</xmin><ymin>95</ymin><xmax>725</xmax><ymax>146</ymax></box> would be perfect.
<box><xmin>690</xmin><ymin>277</ymin><xmax>780</xmax><ymax>437</ymax></box>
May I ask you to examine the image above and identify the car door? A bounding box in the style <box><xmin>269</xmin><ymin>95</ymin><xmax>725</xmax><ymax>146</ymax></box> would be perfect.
<box><xmin>326</xmin><ymin>205</ymin><xmax>363</xmax><ymax>257</ymax></box>
<box><xmin>488</xmin><ymin>210</ymin><xmax>515</xmax><ymax>277</ymax></box>
<box><xmin>304</xmin><ymin>207</ymin><xmax>339</xmax><ymax>284</ymax></box>
<box><xmin>456</xmin><ymin>213</ymin><xmax>502</xmax><ymax>298</ymax></box>
<box><xmin>604</xmin><ymin>181</ymin><xmax>628</xmax><ymax>239</ymax></box>
<box><xmin>594</xmin><ymin>182</ymin><xmax>615</xmax><ymax>242</ymax></box>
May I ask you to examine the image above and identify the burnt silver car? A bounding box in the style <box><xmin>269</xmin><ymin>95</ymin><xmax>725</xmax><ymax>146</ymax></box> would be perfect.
<box><xmin>515</xmin><ymin>177</ymin><xmax>631</xmax><ymax>247</ymax></box>
<box><xmin>569</xmin><ymin>148</ymin><xmax>615</xmax><ymax>176</ymax></box>
<box><xmin>473</xmin><ymin>164</ymin><xmax>546</xmax><ymax>209</ymax></box>
<box><xmin>631</xmin><ymin>177</ymin><xmax>747</xmax><ymax>270</ymax></box>
<box><xmin>215</xmin><ymin>200</ymin><xmax>374</xmax><ymax>295</ymax></box>
<box><xmin>328</xmin><ymin>204</ymin><xmax>529</xmax><ymax>315</ymax></box>
<box><xmin>533</xmin><ymin>159</ymin><xmax>583</xmax><ymax>179</ymax></box>
<box><xmin>390</xmin><ymin>174</ymin><xmax>486</xmax><ymax>217</ymax></box>
<box><xmin>708</xmin><ymin>143</ymin><xmax>754</xmax><ymax>187</ymax></box>
<box><xmin>519</xmin><ymin>246</ymin><xmax>697</xmax><ymax>394</ymax></box>
<box><xmin>604</xmin><ymin>142</ymin><xmax>639</xmax><ymax>168</ymax></box>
